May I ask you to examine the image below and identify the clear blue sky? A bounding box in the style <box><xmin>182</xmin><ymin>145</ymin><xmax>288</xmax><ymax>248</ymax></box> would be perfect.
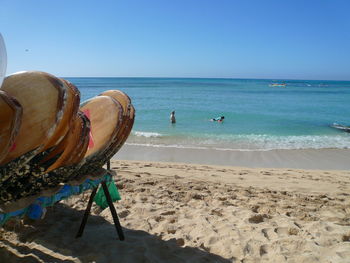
<box><xmin>1</xmin><ymin>0</ymin><xmax>350</xmax><ymax>80</ymax></box>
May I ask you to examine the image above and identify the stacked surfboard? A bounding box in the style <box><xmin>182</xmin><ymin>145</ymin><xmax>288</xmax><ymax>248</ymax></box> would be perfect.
<box><xmin>0</xmin><ymin>71</ymin><xmax>135</xmax><ymax>212</ymax></box>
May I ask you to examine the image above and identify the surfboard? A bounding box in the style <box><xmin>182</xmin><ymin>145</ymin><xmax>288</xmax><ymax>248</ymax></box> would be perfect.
<box><xmin>0</xmin><ymin>91</ymin><xmax>22</xmax><ymax>164</ymax></box>
<box><xmin>44</xmin><ymin>111</ymin><xmax>90</xmax><ymax>172</ymax></box>
<box><xmin>99</xmin><ymin>90</ymin><xmax>131</xmax><ymax>149</ymax></box>
<box><xmin>80</xmin><ymin>96</ymin><xmax>123</xmax><ymax>158</ymax></box>
<box><xmin>68</xmin><ymin>91</ymin><xmax>135</xmax><ymax>186</ymax></box>
<box><xmin>99</xmin><ymin>90</ymin><xmax>135</xmax><ymax>159</ymax></box>
<box><xmin>0</xmin><ymin>71</ymin><xmax>68</xmax><ymax>164</ymax></box>
<box><xmin>67</xmin><ymin>95</ymin><xmax>124</xmax><ymax>185</ymax></box>
<box><xmin>0</xmin><ymin>88</ymin><xmax>133</xmax><ymax>210</ymax></box>
<box><xmin>0</xmin><ymin>112</ymin><xmax>91</xmax><ymax>209</ymax></box>
<box><xmin>331</xmin><ymin>123</ymin><xmax>350</xmax><ymax>133</ymax></box>
<box><xmin>0</xmin><ymin>72</ymin><xmax>79</xmax><ymax>207</ymax></box>
<box><xmin>37</xmin><ymin>79</ymin><xmax>81</xmax><ymax>168</ymax></box>
<box><xmin>41</xmin><ymin>78</ymin><xmax>81</xmax><ymax>151</ymax></box>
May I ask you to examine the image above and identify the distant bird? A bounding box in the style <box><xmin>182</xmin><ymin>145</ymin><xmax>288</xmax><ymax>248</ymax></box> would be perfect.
<box><xmin>25</xmin><ymin>49</ymin><xmax>29</xmax><ymax>52</ymax></box>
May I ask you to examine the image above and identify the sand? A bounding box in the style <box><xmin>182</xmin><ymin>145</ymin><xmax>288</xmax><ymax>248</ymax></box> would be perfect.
<box><xmin>115</xmin><ymin>144</ymin><xmax>350</xmax><ymax>170</ymax></box>
<box><xmin>1</xmin><ymin>159</ymin><xmax>350</xmax><ymax>262</ymax></box>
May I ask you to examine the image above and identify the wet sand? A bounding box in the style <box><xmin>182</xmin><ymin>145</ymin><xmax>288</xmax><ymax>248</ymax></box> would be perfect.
<box><xmin>115</xmin><ymin>144</ymin><xmax>350</xmax><ymax>170</ymax></box>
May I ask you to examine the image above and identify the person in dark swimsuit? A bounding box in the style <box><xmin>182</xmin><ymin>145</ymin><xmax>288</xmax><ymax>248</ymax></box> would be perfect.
<box><xmin>211</xmin><ymin>116</ymin><xmax>225</xmax><ymax>122</ymax></box>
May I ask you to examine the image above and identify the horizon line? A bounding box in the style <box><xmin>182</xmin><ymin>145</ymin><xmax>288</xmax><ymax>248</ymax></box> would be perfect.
<box><xmin>62</xmin><ymin>76</ymin><xmax>350</xmax><ymax>82</ymax></box>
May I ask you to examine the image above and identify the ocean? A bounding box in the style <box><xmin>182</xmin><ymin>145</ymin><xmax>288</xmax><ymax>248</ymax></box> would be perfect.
<box><xmin>66</xmin><ymin>77</ymin><xmax>350</xmax><ymax>151</ymax></box>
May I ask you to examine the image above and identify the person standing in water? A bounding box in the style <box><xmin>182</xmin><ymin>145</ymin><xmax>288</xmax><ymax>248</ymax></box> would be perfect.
<box><xmin>170</xmin><ymin>110</ymin><xmax>176</xmax><ymax>124</ymax></box>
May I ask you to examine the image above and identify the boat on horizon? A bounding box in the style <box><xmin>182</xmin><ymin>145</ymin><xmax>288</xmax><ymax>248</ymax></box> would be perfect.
<box><xmin>269</xmin><ymin>83</ymin><xmax>287</xmax><ymax>88</ymax></box>
<box><xmin>269</xmin><ymin>83</ymin><xmax>286</xmax><ymax>88</ymax></box>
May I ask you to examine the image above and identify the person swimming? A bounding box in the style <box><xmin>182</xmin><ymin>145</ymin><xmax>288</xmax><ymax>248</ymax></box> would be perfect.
<box><xmin>170</xmin><ymin>110</ymin><xmax>176</xmax><ymax>124</ymax></box>
<box><xmin>211</xmin><ymin>116</ymin><xmax>224</xmax><ymax>122</ymax></box>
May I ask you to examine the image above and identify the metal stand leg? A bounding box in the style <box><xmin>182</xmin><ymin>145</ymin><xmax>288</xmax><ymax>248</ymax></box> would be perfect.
<box><xmin>75</xmin><ymin>160</ymin><xmax>125</xmax><ymax>240</ymax></box>
<box><xmin>101</xmin><ymin>181</ymin><xmax>125</xmax><ymax>240</ymax></box>
<box><xmin>76</xmin><ymin>186</ymin><xmax>98</xmax><ymax>238</ymax></box>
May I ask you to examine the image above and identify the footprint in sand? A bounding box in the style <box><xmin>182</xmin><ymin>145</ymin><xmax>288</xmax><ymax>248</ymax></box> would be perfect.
<box><xmin>274</xmin><ymin>227</ymin><xmax>288</xmax><ymax>236</ymax></box>
<box><xmin>142</xmin><ymin>181</ymin><xmax>156</xmax><ymax>185</ymax></box>
<box><xmin>248</xmin><ymin>214</ymin><xmax>269</xmax><ymax>224</ymax></box>
<box><xmin>274</xmin><ymin>227</ymin><xmax>299</xmax><ymax>236</ymax></box>
<box><xmin>342</xmin><ymin>234</ymin><xmax>350</xmax><ymax>242</ymax></box>
<box><xmin>154</xmin><ymin>216</ymin><xmax>164</xmax><ymax>222</ymax></box>
<box><xmin>160</xmin><ymin>210</ymin><xmax>176</xmax><ymax>216</ymax></box>
<box><xmin>260</xmin><ymin>244</ymin><xmax>269</xmax><ymax>256</ymax></box>
<box><xmin>167</xmin><ymin>226</ymin><xmax>177</xmax><ymax>234</ymax></box>
<box><xmin>118</xmin><ymin>210</ymin><xmax>130</xmax><ymax>218</ymax></box>
<box><xmin>211</xmin><ymin>209</ymin><xmax>223</xmax><ymax>217</ymax></box>
<box><xmin>251</xmin><ymin>205</ymin><xmax>260</xmax><ymax>213</ymax></box>
<box><xmin>261</xmin><ymin>228</ymin><xmax>278</xmax><ymax>240</ymax></box>
<box><xmin>261</xmin><ymin>228</ymin><xmax>270</xmax><ymax>240</ymax></box>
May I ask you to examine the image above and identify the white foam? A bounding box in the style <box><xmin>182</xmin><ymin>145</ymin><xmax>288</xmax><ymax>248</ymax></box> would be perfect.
<box><xmin>127</xmin><ymin>133</ymin><xmax>350</xmax><ymax>151</ymax></box>
<box><xmin>132</xmin><ymin>131</ymin><xmax>163</xmax><ymax>138</ymax></box>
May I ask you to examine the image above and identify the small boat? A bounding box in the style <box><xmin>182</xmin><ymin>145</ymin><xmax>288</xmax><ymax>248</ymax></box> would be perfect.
<box><xmin>269</xmin><ymin>83</ymin><xmax>286</xmax><ymax>88</ymax></box>
<box><xmin>331</xmin><ymin>123</ymin><xmax>350</xmax><ymax>133</ymax></box>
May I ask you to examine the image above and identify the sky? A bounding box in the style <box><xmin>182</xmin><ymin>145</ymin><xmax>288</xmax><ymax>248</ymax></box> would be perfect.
<box><xmin>0</xmin><ymin>0</ymin><xmax>350</xmax><ymax>80</ymax></box>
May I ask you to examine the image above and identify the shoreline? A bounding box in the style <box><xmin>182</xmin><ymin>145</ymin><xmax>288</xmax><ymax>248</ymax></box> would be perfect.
<box><xmin>113</xmin><ymin>144</ymin><xmax>350</xmax><ymax>170</ymax></box>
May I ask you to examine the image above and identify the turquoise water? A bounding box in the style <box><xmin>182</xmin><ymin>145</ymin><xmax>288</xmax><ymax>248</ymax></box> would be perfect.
<box><xmin>66</xmin><ymin>77</ymin><xmax>350</xmax><ymax>150</ymax></box>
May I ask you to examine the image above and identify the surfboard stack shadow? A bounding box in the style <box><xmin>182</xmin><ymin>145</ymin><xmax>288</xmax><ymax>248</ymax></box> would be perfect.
<box><xmin>0</xmin><ymin>71</ymin><xmax>135</xmax><ymax>213</ymax></box>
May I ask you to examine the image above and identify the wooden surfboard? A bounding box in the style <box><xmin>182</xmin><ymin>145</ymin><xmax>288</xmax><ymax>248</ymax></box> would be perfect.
<box><xmin>0</xmin><ymin>91</ymin><xmax>22</xmax><ymax>164</ymax></box>
<box><xmin>98</xmin><ymin>90</ymin><xmax>131</xmax><ymax>152</ymax></box>
<box><xmin>37</xmin><ymin>79</ymin><xmax>81</xmax><ymax>167</ymax></box>
<box><xmin>0</xmin><ymin>71</ymin><xmax>68</xmax><ymax>164</ymax></box>
<box><xmin>44</xmin><ymin>111</ymin><xmax>90</xmax><ymax>172</ymax></box>
<box><xmin>99</xmin><ymin>90</ymin><xmax>135</xmax><ymax>160</ymax></box>
<box><xmin>80</xmin><ymin>96</ymin><xmax>123</xmax><ymax>158</ymax></box>
<box><xmin>41</xmin><ymin>78</ymin><xmax>81</xmax><ymax>151</ymax></box>
<box><xmin>67</xmin><ymin>95</ymin><xmax>124</xmax><ymax>185</ymax></box>
<box><xmin>67</xmin><ymin>91</ymin><xmax>135</xmax><ymax>186</ymax></box>
<box><xmin>0</xmin><ymin>112</ymin><xmax>91</xmax><ymax>209</ymax></box>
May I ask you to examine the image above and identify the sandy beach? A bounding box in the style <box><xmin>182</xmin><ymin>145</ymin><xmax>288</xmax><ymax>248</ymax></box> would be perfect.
<box><xmin>2</xmin><ymin>0</ymin><xmax>350</xmax><ymax>261</ymax></box>
<box><xmin>1</xmin><ymin>154</ymin><xmax>350</xmax><ymax>263</ymax></box>
<box><xmin>115</xmin><ymin>144</ymin><xmax>350</xmax><ymax>170</ymax></box>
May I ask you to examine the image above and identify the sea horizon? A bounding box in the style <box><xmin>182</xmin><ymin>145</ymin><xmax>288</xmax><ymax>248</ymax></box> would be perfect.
<box><xmin>63</xmin><ymin>76</ymin><xmax>350</xmax><ymax>82</ymax></box>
